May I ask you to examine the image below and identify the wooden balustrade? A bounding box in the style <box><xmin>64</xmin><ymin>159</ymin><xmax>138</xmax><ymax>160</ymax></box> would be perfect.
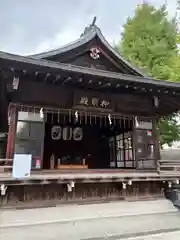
<box><xmin>157</xmin><ymin>159</ymin><xmax>180</xmax><ymax>174</ymax></box>
<box><xmin>0</xmin><ymin>159</ymin><xmax>13</xmax><ymax>172</ymax></box>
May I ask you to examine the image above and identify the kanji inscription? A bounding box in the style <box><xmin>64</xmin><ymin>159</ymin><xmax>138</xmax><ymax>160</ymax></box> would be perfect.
<box><xmin>78</xmin><ymin>96</ymin><xmax>110</xmax><ymax>109</ymax></box>
<box><xmin>74</xmin><ymin>91</ymin><xmax>113</xmax><ymax>111</ymax></box>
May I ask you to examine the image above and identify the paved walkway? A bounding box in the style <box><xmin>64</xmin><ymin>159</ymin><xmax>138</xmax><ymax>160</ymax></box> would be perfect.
<box><xmin>0</xmin><ymin>199</ymin><xmax>178</xmax><ymax>228</ymax></box>
<box><xmin>1</xmin><ymin>199</ymin><xmax>180</xmax><ymax>240</ymax></box>
<box><xmin>1</xmin><ymin>212</ymin><xmax>180</xmax><ymax>240</ymax></box>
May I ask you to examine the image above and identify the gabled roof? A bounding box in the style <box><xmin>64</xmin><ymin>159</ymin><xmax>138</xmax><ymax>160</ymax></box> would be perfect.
<box><xmin>29</xmin><ymin>25</ymin><xmax>144</xmax><ymax>76</ymax></box>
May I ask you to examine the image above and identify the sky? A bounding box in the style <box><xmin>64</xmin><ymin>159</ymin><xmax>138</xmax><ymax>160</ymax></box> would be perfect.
<box><xmin>0</xmin><ymin>0</ymin><xmax>177</xmax><ymax>55</ymax></box>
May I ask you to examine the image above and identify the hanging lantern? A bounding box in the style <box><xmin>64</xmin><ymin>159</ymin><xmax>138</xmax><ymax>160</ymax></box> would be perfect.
<box><xmin>51</xmin><ymin>126</ymin><xmax>62</xmax><ymax>140</ymax></box>
<box><xmin>73</xmin><ymin>127</ymin><xmax>83</xmax><ymax>141</ymax></box>
<box><xmin>63</xmin><ymin>127</ymin><xmax>72</xmax><ymax>141</ymax></box>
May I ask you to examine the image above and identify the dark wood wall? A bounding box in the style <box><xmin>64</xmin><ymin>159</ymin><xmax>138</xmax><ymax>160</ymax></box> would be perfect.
<box><xmin>11</xmin><ymin>80</ymin><xmax>72</xmax><ymax>108</ymax></box>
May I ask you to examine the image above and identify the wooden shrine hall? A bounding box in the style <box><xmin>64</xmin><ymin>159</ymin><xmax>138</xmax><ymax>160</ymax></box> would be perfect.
<box><xmin>0</xmin><ymin>21</ymin><xmax>180</xmax><ymax>206</ymax></box>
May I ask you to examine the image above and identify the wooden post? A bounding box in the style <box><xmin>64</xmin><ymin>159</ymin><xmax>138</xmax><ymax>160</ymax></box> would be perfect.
<box><xmin>153</xmin><ymin>118</ymin><xmax>161</xmax><ymax>169</ymax></box>
<box><xmin>40</xmin><ymin>119</ymin><xmax>45</xmax><ymax>169</ymax></box>
<box><xmin>6</xmin><ymin>104</ymin><xmax>17</xmax><ymax>161</ymax></box>
<box><xmin>132</xmin><ymin>116</ymin><xmax>138</xmax><ymax>169</ymax></box>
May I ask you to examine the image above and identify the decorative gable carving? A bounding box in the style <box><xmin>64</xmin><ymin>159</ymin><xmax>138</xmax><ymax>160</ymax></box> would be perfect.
<box><xmin>30</xmin><ymin>23</ymin><xmax>142</xmax><ymax>76</ymax></box>
<box><xmin>67</xmin><ymin>50</ymin><xmax>121</xmax><ymax>72</ymax></box>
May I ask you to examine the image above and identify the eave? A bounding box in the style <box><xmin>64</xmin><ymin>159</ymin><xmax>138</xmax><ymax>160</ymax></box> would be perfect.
<box><xmin>0</xmin><ymin>51</ymin><xmax>179</xmax><ymax>89</ymax></box>
<box><xmin>1</xmin><ymin>51</ymin><xmax>180</xmax><ymax>116</ymax></box>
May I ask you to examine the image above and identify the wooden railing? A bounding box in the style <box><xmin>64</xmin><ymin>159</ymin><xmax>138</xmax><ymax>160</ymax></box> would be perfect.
<box><xmin>157</xmin><ymin>159</ymin><xmax>180</xmax><ymax>174</ymax></box>
<box><xmin>0</xmin><ymin>159</ymin><xmax>13</xmax><ymax>172</ymax></box>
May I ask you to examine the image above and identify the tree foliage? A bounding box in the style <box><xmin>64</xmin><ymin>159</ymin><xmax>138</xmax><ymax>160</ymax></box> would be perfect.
<box><xmin>158</xmin><ymin>115</ymin><xmax>180</xmax><ymax>147</ymax></box>
<box><xmin>116</xmin><ymin>3</ymin><xmax>180</xmax><ymax>146</ymax></box>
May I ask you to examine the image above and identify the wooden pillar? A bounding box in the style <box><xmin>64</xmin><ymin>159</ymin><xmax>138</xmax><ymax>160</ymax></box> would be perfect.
<box><xmin>132</xmin><ymin>116</ymin><xmax>138</xmax><ymax>169</ymax></box>
<box><xmin>6</xmin><ymin>104</ymin><xmax>17</xmax><ymax>161</ymax></box>
<box><xmin>153</xmin><ymin>118</ymin><xmax>161</xmax><ymax>167</ymax></box>
<box><xmin>40</xmin><ymin>119</ymin><xmax>45</xmax><ymax>169</ymax></box>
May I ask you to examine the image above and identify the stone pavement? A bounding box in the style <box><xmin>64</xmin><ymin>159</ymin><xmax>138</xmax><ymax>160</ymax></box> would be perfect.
<box><xmin>0</xmin><ymin>199</ymin><xmax>177</xmax><ymax>228</ymax></box>
<box><xmin>1</xmin><ymin>199</ymin><xmax>180</xmax><ymax>240</ymax></box>
<box><xmin>0</xmin><ymin>212</ymin><xmax>180</xmax><ymax>240</ymax></box>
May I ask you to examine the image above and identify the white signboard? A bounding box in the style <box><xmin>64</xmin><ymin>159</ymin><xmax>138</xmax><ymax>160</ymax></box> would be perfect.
<box><xmin>12</xmin><ymin>154</ymin><xmax>32</xmax><ymax>179</ymax></box>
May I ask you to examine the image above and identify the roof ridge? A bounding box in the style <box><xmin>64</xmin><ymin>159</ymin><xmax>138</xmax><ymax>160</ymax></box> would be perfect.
<box><xmin>28</xmin><ymin>26</ymin><xmax>97</xmax><ymax>59</ymax></box>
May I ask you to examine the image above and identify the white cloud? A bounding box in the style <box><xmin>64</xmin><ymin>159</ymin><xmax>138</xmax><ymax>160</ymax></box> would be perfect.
<box><xmin>0</xmin><ymin>0</ymin><xmax>177</xmax><ymax>55</ymax></box>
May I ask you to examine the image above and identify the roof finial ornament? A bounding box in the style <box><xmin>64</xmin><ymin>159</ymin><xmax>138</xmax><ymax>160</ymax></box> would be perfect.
<box><xmin>80</xmin><ymin>16</ymin><xmax>97</xmax><ymax>37</ymax></box>
<box><xmin>91</xmin><ymin>16</ymin><xmax>97</xmax><ymax>26</ymax></box>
